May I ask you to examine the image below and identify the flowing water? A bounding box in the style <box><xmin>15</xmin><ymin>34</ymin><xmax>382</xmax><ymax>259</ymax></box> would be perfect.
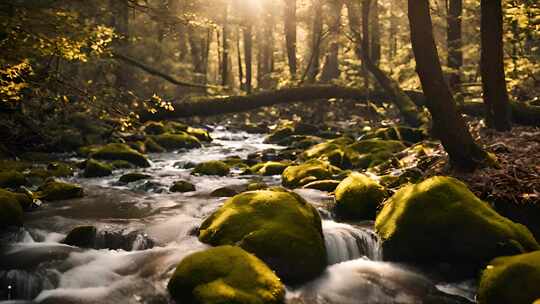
<box><xmin>0</xmin><ymin>128</ymin><xmax>475</xmax><ymax>304</ymax></box>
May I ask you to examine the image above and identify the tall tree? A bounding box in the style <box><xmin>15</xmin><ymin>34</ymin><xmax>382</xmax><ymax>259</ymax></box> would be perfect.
<box><xmin>321</xmin><ymin>0</ymin><xmax>343</xmax><ymax>81</ymax></box>
<box><xmin>221</xmin><ymin>1</ymin><xmax>230</xmax><ymax>86</ymax></box>
<box><xmin>307</xmin><ymin>0</ymin><xmax>324</xmax><ymax>82</ymax></box>
<box><xmin>370</xmin><ymin>0</ymin><xmax>381</xmax><ymax>65</ymax></box>
<box><xmin>408</xmin><ymin>0</ymin><xmax>488</xmax><ymax>170</ymax></box>
<box><xmin>109</xmin><ymin>0</ymin><xmax>130</xmax><ymax>89</ymax></box>
<box><xmin>447</xmin><ymin>0</ymin><xmax>463</xmax><ymax>91</ymax></box>
<box><xmin>284</xmin><ymin>0</ymin><xmax>297</xmax><ymax>78</ymax></box>
<box><xmin>481</xmin><ymin>0</ymin><xmax>512</xmax><ymax>131</ymax></box>
<box><xmin>243</xmin><ymin>21</ymin><xmax>253</xmax><ymax>93</ymax></box>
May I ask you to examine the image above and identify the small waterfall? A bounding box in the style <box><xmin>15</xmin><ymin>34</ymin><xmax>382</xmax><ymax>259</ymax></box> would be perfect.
<box><xmin>323</xmin><ymin>221</ymin><xmax>382</xmax><ymax>264</ymax></box>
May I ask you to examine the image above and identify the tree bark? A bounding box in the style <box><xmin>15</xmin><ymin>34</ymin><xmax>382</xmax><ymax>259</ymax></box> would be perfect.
<box><xmin>221</xmin><ymin>2</ymin><xmax>230</xmax><ymax>87</ymax></box>
<box><xmin>321</xmin><ymin>1</ymin><xmax>343</xmax><ymax>81</ymax></box>
<box><xmin>408</xmin><ymin>0</ymin><xmax>488</xmax><ymax>170</ymax></box>
<box><xmin>307</xmin><ymin>0</ymin><xmax>324</xmax><ymax>82</ymax></box>
<box><xmin>370</xmin><ymin>0</ymin><xmax>381</xmax><ymax>65</ymax></box>
<box><xmin>109</xmin><ymin>0</ymin><xmax>131</xmax><ymax>89</ymax></box>
<box><xmin>284</xmin><ymin>0</ymin><xmax>297</xmax><ymax>78</ymax></box>
<box><xmin>481</xmin><ymin>0</ymin><xmax>512</xmax><ymax>131</ymax></box>
<box><xmin>243</xmin><ymin>23</ymin><xmax>253</xmax><ymax>93</ymax></box>
<box><xmin>447</xmin><ymin>0</ymin><xmax>463</xmax><ymax>91</ymax></box>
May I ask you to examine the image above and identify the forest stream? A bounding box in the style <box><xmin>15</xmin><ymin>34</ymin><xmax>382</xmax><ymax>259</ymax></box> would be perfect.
<box><xmin>0</xmin><ymin>128</ymin><xmax>476</xmax><ymax>304</ymax></box>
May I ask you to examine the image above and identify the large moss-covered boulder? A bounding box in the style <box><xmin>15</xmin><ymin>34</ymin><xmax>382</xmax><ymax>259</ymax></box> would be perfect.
<box><xmin>37</xmin><ymin>180</ymin><xmax>84</xmax><ymax>201</ymax></box>
<box><xmin>303</xmin><ymin>180</ymin><xmax>341</xmax><ymax>192</ymax></box>
<box><xmin>192</xmin><ymin>161</ymin><xmax>230</xmax><ymax>176</ymax></box>
<box><xmin>170</xmin><ymin>180</ymin><xmax>196</xmax><ymax>193</ymax></box>
<box><xmin>152</xmin><ymin>133</ymin><xmax>201</xmax><ymax>150</ymax></box>
<box><xmin>199</xmin><ymin>189</ymin><xmax>326</xmax><ymax>283</ymax></box>
<box><xmin>186</xmin><ymin>127</ymin><xmax>212</xmax><ymax>142</ymax></box>
<box><xmin>302</xmin><ymin>138</ymin><xmax>357</xmax><ymax>169</ymax></box>
<box><xmin>83</xmin><ymin>159</ymin><xmax>113</xmax><ymax>178</ymax></box>
<box><xmin>375</xmin><ymin>176</ymin><xmax>539</xmax><ymax>264</ymax></box>
<box><xmin>365</xmin><ymin>126</ymin><xmax>427</xmax><ymax>144</ymax></box>
<box><xmin>335</xmin><ymin>173</ymin><xmax>387</xmax><ymax>220</ymax></box>
<box><xmin>249</xmin><ymin>162</ymin><xmax>290</xmax><ymax>176</ymax></box>
<box><xmin>282</xmin><ymin>159</ymin><xmax>341</xmax><ymax>188</ymax></box>
<box><xmin>142</xmin><ymin>121</ymin><xmax>166</xmax><ymax>135</ymax></box>
<box><xmin>167</xmin><ymin>245</ymin><xmax>285</xmax><ymax>304</ymax></box>
<box><xmin>119</xmin><ymin>173</ymin><xmax>152</xmax><ymax>184</ymax></box>
<box><xmin>0</xmin><ymin>170</ymin><xmax>27</xmax><ymax>188</ymax></box>
<box><xmin>349</xmin><ymin>139</ymin><xmax>406</xmax><ymax>169</ymax></box>
<box><xmin>478</xmin><ymin>251</ymin><xmax>540</xmax><ymax>304</ymax></box>
<box><xmin>0</xmin><ymin>189</ymin><xmax>25</xmax><ymax>227</ymax></box>
<box><xmin>264</xmin><ymin>126</ymin><xmax>295</xmax><ymax>144</ymax></box>
<box><xmin>63</xmin><ymin>225</ymin><xmax>97</xmax><ymax>248</ymax></box>
<box><xmin>91</xmin><ymin>143</ymin><xmax>150</xmax><ymax>167</ymax></box>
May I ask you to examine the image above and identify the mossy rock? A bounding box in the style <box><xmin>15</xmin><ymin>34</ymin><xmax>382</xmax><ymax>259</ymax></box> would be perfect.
<box><xmin>282</xmin><ymin>160</ymin><xmax>341</xmax><ymax>189</ymax></box>
<box><xmin>186</xmin><ymin>127</ymin><xmax>212</xmax><ymax>142</ymax></box>
<box><xmin>375</xmin><ymin>176</ymin><xmax>540</xmax><ymax>264</ymax></box>
<box><xmin>46</xmin><ymin>162</ymin><xmax>74</xmax><ymax>177</ymax></box>
<box><xmin>91</xmin><ymin>143</ymin><xmax>150</xmax><ymax>168</ymax></box>
<box><xmin>264</xmin><ymin>126</ymin><xmax>295</xmax><ymax>144</ymax></box>
<box><xmin>128</xmin><ymin>141</ymin><xmax>146</xmax><ymax>154</ymax></box>
<box><xmin>199</xmin><ymin>188</ymin><xmax>327</xmax><ymax>283</ymax></box>
<box><xmin>144</xmin><ymin>137</ymin><xmax>166</xmax><ymax>153</ymax></box>
<box><xmin>210</xmin><ymin>187</ymin><xmax>239</xmax><ymax>197</ymax></box>
<box><xmin>119</xmin><ymin>173</ymin><xmax>152</xmax><ymax>184</ymax></box>
<box><xmin>57</xmin><ymin>129</ymin><xmax>85</xmax><ymax>151</ymax></box>
<box><xmin>37</xmin><ymin>180</ymin><xmax>84</xmax><ymax>201</ymax></box>
<box><xmin>192</xmin><ymin>161</ymin><xmax>230</xmax><ymax>176</ymax></box>
<box><xmin>365</xmin><ymin>126</ymin><xmax>427</xmax><ymax>144</ymax></box>
<box><xmin>165</xmin><ymin>121</ymin><xmax>189</xmax><ymax>133</ymax></box>
<box><xmin>142</xmin><ymin>121</ymin><xmax>166</xmax><ymax>135</ymax></box>
<box><xmin>83</xmin><ymin>159</ymin><xmax>113</xmax><ymax>178</ymax></box>
<box><xmin>0</xmin><ymin>170</ymin><xmax>27</xmax><ymax>188</ymax></box>
<box><xmin>246</xmin><ymin>182</ymin><xmax>268</xmax><ymax>191</ymax></box>
<box><xmin>110</xmin><ymin>160</ymin><xmax>135</xmax><ymax>169</ymax></box>
<box><xmin>167</xmin><ymin>245</ymin><xmax>285</xmax><ymax>304</ymax></box>
<box><xmin>0</xmin><ymin>189</ymin><xmax>26</xmax><ymax>227</ymax></box>
<box><xmin>335</xmin><ymin>173</ymin><xmax>387</xmax><ymax>220</ymax></box>
<box><xmin>63</xmin><ymin>225</ymin><xmax>97</xmax><ymax>248</ymax></box>
<box><xmin>152</xmin><ymin>133</ymin><xmax>201</xmax><ymax>150</ymax></box>
<box><xmin>0</xmin><ymin>188</ymin><xmax>32</xmax><ymax>211</ymax></box>
<box><xmin>170</xmin><ymin>180</ymin><xmax>196</xmax><ymax>193</ymax></box>
<box><xmin>478</xmin><ymin>251</ymin><xmax>540</xmax><ymax>304</ymax></box>
<box><xmin>302</xmin><ymin>180</ymin><xmax>341</xmax><ymax>192</ymax></box>
<box><xmin>348</xmin><ymin>139</ymin><xmax>407</xmax><ymax>169</ymax></box>
<box><xmin>250</xmin><ymin>162</ymin><xmax>290</xmax><ymax>176</ymax></box>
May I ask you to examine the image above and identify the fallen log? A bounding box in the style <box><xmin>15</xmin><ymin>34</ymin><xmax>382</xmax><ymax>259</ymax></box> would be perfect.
<box><xmin>460</xmin><ymin>101</ymin><xmax>540</xmax><ymax>126</ymax></box>
<box><xmin>140</xmin><ymin>85</ymin><xmax>426</xmax><ymax>121</ymax></box>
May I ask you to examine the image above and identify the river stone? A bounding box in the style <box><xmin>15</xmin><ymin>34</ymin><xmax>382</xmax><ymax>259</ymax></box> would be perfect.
<box><xmin>282</xmin><ymin>159</ymin><xmax>341</xmax><ymax>188</ymax></box>
<box><xmin>348</xmin><ymin>139</ymin><xmax>407</xmax><ymax>169</ymax></box>
<box><xmin>0</xmin><ymin>170</ymin><xmax>27</xmax><ymax>188</ymax></box>
<box><xmin>375</xmin><ymin>176</ymin><xmax>539</xmax><ymax>264</ymax></box>
<box><xmin>249</xmin><ymin>161</ymin><xmax>290</xmax><ymax>176</ymax></box>
<box><xmin>119</xmin><ymin>173</ymin><xmax>152</xmax><ymax>184</ymax></box>
<box><xmin>83</xmin><ymin>159</ymin><xmax>113</xmax><ymax>178</ymax></box>
<box><xmin>199</xmin><ymin>188</ymin><xmax>326</xmax><ymax>283</ymax></box>
<box><xmin>186</xmin><ymin>127</ymin><xmax>212</xmax><ymax>142</ymax></box>
<box><xmin>192</xmin><ymin>161</ymin><xmax>230</xmax><ymax>176</ymax></box>
<box><xmin>335</xmin><ymin>173</ymin><xmax>387</xmax><ymax>220</ymax></box>
<box><xmin>167</xmin><ymin>245</ymin><xmax>285</xmax><ymax>304</ymax></box>
<box><xmin>152</xmin><ymin>133</ymin><xmax>201</xmax><ymax>150</ymax></box>
<box><xmin>210</xmin><ymin>187</ymin><xmax>238</xmax><ymax>197</ymax></box>
<box><xmin>170</xmin><ymin>180</ymin><xmax>196</xmax><ymax>193</ymax></box>
<box><xmin>303</xmin><ymin>180</ymin><xmax>341</xmax><ymax>192</ymax></box>
<box><xmin>91</xmin><ymin>143</ymin><xmax>150</xmax><ymax>167</ymax></box>
<box><xmin>63</xmin><ymin>225</ymin><xmax>97</xmax><ymax>248</ymax></box>
<box><xmin>478</xmin><ymin>250</ymin><xmax>540</xmax><ymax>304</ymax></box>
<box><xmin>37</xmin><ymin>180</ymin><xmax>84</xmax><ymax>201</ymax></box>
<box><xmin>142</xmin><ymin>121</ymin><xmax>166</xmax><ymax>135</ymax></box>
<box><xmin>365</xmin><ymin>126</ymin><xmax>427</xmax><ymax>144</ymax></box>
<box><xmin>0</xmin><ymin>189</ymin><xmax>25</xmax><ymax>227</ymax></box>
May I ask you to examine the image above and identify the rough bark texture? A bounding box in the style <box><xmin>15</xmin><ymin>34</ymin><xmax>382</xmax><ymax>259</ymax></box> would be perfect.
<box><xmin>321</xmin><ymin>1</ymin><xmax>343</xmax><ymax>82</ymax></box>
<box><xmin>408</xmin><ymin>0</ymin><xmax>487</xmax><ymax>170</ymax></box>
<box><xmin>481</xmin><ymin>0</ymin><xmax>512</xmax><ymax>131</ymax></box>
<box><xmin>243</xmin><ymin>23</ymin><xmax>253</xmax><ymax>93</ymax></box>
<box><xmin>221</xmin><ymin>3</ymin><xmax>230</xmax><ymax>87</ymax></box>
<box><xmin>447</xmin><ymin>0</ymin><xmax>463</xmax><ymax>91</ymax></box>
<box><xmin>307</xmin><ymin>0</ymin><xmax>323</xmax><ymax>82</ymax></box>
<box><xmin>284</xmin><ymin>0</ymin><xmax>297</xmax><ymax>78</ymax></box>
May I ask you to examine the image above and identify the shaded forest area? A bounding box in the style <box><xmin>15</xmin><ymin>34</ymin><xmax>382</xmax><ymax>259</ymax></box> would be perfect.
<box><xmin>1</xmin><ymin>0</ymin><xmax>540</xmax><ymax>303</ymax></box>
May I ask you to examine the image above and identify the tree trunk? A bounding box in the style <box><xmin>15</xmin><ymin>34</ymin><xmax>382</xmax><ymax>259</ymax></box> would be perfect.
<box><xmin>321</xmin><ymin>1</ymin><xmax>343</xmax><ymax>82</ymax></box>
<box><xmin>221</xmin><ymin>2</ymin><xmax>230</xmax><ymax>87</ymax></box>
<box><xmin>370</xmin><ymin>0</ymin><xmax>381</xmax><ymax>65</ymax></box>
<box><xmin>447</xmin><ymin>0</ymin><xmax>463</xmax><ymax>91</ymax></box>
<box><xmin>236</xmin><ymin>26</ymin><xmax>244</xmax><ymax>89</ymax></box>
<box><xmin>345</xmin><ymin>0</ymin><xmax>426</xmax><ymax>127</ymax></box>
<box><xmin>284</xmin><ymin>0</ymin><xmax>297</xmax><ymax>78</ymax></box>
<box><xmin>109</xmin><ymin>0</ymin><xmax>130</xmax><ymax>89</ymax></box>
<box><xmin>408</xmin><ymin>0</ymin><xmax>488</xmax><ymax>170</ymax></box>
<box><xmin>188</xmin><ymin>27</ymin><xmax>210</xmax><ymax>85</ymax></box>
<box><xmin>307</xmin><ymin>0</ymin><xmax>324</xmax><ymax>82</ymax></box>
<box><xmin>243</xmin><ymin>22</ymin><xmax>253</xmax><ymax>93</ymax></box>
<box><xmin>481</xmin><ymin>0</ymin><xmax>512</xmax><ymax>131</ymax></box>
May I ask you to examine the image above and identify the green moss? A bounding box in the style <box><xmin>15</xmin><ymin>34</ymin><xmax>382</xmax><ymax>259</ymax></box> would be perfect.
<box><xmin>63</xmin><ymin>225</ymin><xmax>97</xmax><ymax>248</ymax></box>
<box><xmin>335</xmin><ymin>173</ymin><xmax>387</xmax><ymax>220</ymax></box>
<box><xmin>110</xmin><ymin>160</ymin><xmax>135</xmax><ymax>169</ymax></box>
<box><xmin>37</xmin><ymin>180</ymin><xmax>84</xmax><ymax>201</ymax></box>
<box><xmin>0</xmin><ymin>170</ymin><xmax>27</xmax><ymax>188</ymax></box>
<box><xmin>0</xmin><ymin>189</ymin><xmax>26</xmax><ymax>226</ymax></box>
<box><xmin>246</xmin><ymin>182</ymin><xmax>268</xmax><ymax>191</ymax></box>
<box><xmin>142</xmin><ymin>121</ymin><xmax>166</xmax><ymax>135</ymax></box>
<box><xmin>170</xmin><ymin>180</ymin><xmax>196</xmax><ymax>193</ymax></box>
<box><xmin>152</xmin><ymin>133</ymin><xmax>202</xmax><ymax>150</ymax></box>
<box><xmin>264</xmin><ymin>126</ymin><xmax>295</xmax><ymax>144</ymax></box>
<box><xmin>144</xmin><ymin>137</ymin><xmax>166</xmax><ymax>153</ymax></box>
<box><xmin>302</xmin><ymin>180</ymin><xmax>341</xmax><ymax>192</ymax></box>
<box><xmin>348</xmin><ymin>139</ymin><xmax>406</xmax><ymax>169</ymax></box>
<box><xmin>375</xmin><ymin>176</ymin><xmax>540</xmax><ymax>264</ymax></box>
<box><xmin>302</xmin><ymin>139</ymin><xmax>356</xmax><ymax>169</ymax></box>
<box><xmin>192</xmin><ymin>161</ymin><xmax>230</xmax><ymax>176</ymax></box>
<box><xmin>365</xmin><ymin>126</ymin><xmax>427</xmax><ymax>144</ymax></box>
<box><xmin>128</xmin><ymin>141</ymin><xmax>146</xmax><ymax>154</ymax></box>
<box><xmin>84</xmin><ymin>159</ymin><xmax>113</xmax><ymax>178</ymax></box>
<box><xmin>119</xmin><ymin>173</ymin><xmax>151</xmax><ymax>184</ymax></box>
<box><xmin>167</xmin><ymin>245</ymin><xmax>285</xmax><ymax>304</ymax></box>
<box><xmin>210</xmin><ymin>187</ymin><xmax>238</xmax><ymax>197</ymax></box>
<box><xmin>91</xmin><ymin>143</ymin><xmax>150</xmax><ymax>168</ymax></box>
<box><xmin>186</xmin><ymin>127</ymin><xmax>212</xmax><ymax>142</ymax></box>
<box><xmin>249</xmin><ymin>162</ymin><xmax>290</xmax><ymax>176</ymax></box>
<box><xmin>46</xmin><ymin>162</ymin><xmax>74</xmax><ymax>177</ymax></box>
<box><xmin>165</xmin><ymin>121</ymin><xmax>189</xmax><ymax>133</ymax></box>
<box><xmin>478</xmin><ymin>251</ymin><xmax>540</xmax><ymax>304</ymax></box>
<box><xmin>281</xmin><ymin>159</ymin><xmax>341</xmax><ymax>188</ymax></box>
<box><xmin>199</xmin><ymin>188</ymin><xmax>326</xmax><ymax>283</ymax></box>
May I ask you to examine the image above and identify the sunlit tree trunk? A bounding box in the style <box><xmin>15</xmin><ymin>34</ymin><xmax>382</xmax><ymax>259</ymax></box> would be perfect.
<box><xmin>447</xmin><ymin>0</ymin><xmax>463</xmax><ymax>91</ymax></box>
<box><xmin>243</xmin><ymin>22</ymin><xmax>253</xmax><ymax>93</ymax></box>
<box><xmin>307</xmin><ymin>0</ymin><xmax>323</xmax><ymax>82</ymax></box>
<box><xmin>221</xmin><ymin>2</ymin><xmax>230</xmax><ymax>86</ymax></box>
<box><xmin>188</xmin><ymin>27</ymin><xmax>210</xmax><ymax>85</ymax></box>
<box><xmin>408</xmin><ymin>0</ymin><xmax>488</xmax><ymax>170</ymax></box>
<box><xmin>284</xmin><ymin>0</ymin><xmax>297</xmax><ymax>78</ymax></box>
<box><xmin>321</xmin><ymin>1</ymin><xmax>343</xmax><ymax>82</ymax></box>
<box><xmin>258</xmin><ymin>3</ymin><xmax>275</xmax><ymax>89</ymax></box>
<box><xmin>236</xmin><ymin>26</ymin><xmax>244</xmax><ymax>89</ymax></box>
<box><xmin>370</xmin><ymin>0</ymin><xmax>381</xmax><ymax>65</ymax></box>
<box><xmin>481</xmin><ymin>0</ymin><xmax>512</xmax><ymax>131</ymax></box>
